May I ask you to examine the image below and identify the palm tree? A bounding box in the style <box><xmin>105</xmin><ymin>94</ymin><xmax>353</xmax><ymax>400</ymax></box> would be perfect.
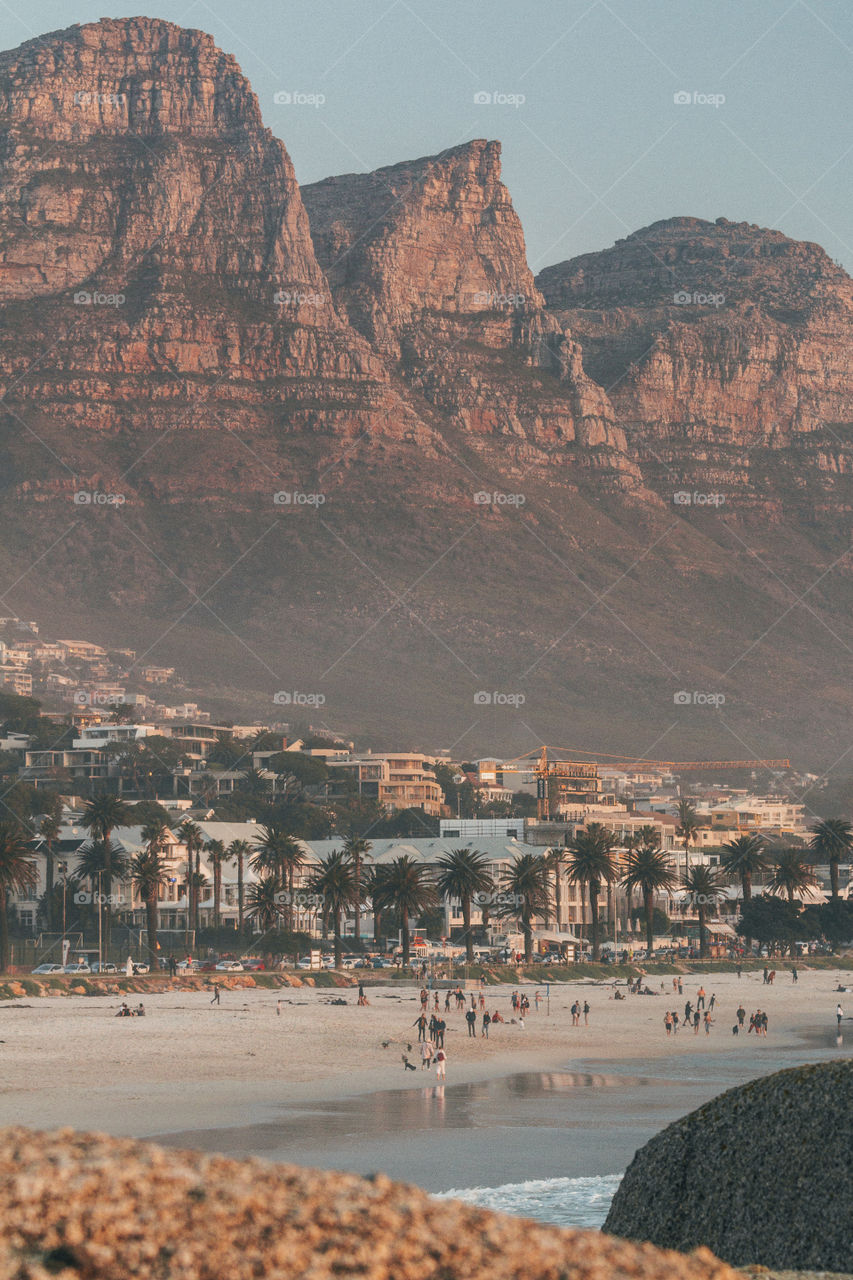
<box><xmin>205</xmin><ymin>839</ymin><xmax>226</xmax><ymax>927</ymax></box>
<box><xmin>0</xmin><ymin>823</ymin><xmax>37</xmax><ymax>971</ymax></box>
<box><xmin>371</xmin><ymin>855</ymin><xmax>437</xmax><ymax>967</ymax></box>
<box><xmin>546</xmin><ymin>846</ymin><xmax>566</xmax><ymax>929</ymax></box>
<box><xmin>565</xmin><ymin>824</ymin><xmax>618</xmax><ymax>960</ymax></box>
<box><xmin>343</xmin><ymin>833</ymin><xmax>372</xmax><ymax>943</ymax></box>
<box><xmin>721</xmin><ymin>834</ymin><xmax>768</xmax><ymax>906</ymax></box>
<box><xmin>73</xmin><ymin>840</ymin><xmax>129</xmax><ymax>901</ymax></box>
<box><xmin>227</xmin><ymin>839</ymin><xmax>252</xmax><ymax>933</ymax></box>
<box><xmin>39</xmin><ymin>814</ymin><xmax>61</xmax><ymax>931</ymax></box>
<box><xmin>495</xmin><ymin>853</ymin><xmax>551</xmax><ymax>962</ymax></box>
<box><xmin>676</xmin><ymin>798</ymin><xmax>701</xmax><ymax>876</ymax></box>
<box><xmin>178</xmin><ymin>820</ymin><xmax>205</xmax><ymax>938</ymax></box>
<box><xmin>768</xmin><ymin>846</ymin><xmax>820</xmax><ymax>904</ymax></box>
<box><xmin>367</xmin><ymin>864</ymin><xmax>390</xmax><ymax>946</ymax></box>
<box><xmin>809</xmin><ymin>818</ymin><xmax>853</xmax><ymax>902</ymax></box>
<box><xmin>308</xmin><ymin>850</ymin><xmax>359</xmax><ymax>968</ymax></box>
<box><xmin>251</xmin><ymin>827</ymin><xmax>304</xmax><ymax>929</ymax></box>
<box><xmin>681</xmin><ymin>865</ymin><xmax>725</xmax><ymax>958</ymax></box>
<box><xmin>245</xmin><ymin>877</ymin><xmax>280</xmax><ymax>933</ymax></box>
<box><xmin>131</xmin><ymin>847</ymin><xmax>168</xmax><ymax>962</ymax></box>
<box><xmin>81</xmin><ymin>795</ymin><xmax>130</xmax><ymax>942</ymax></box>
<box><xmin>435</xmin><ymin>847</ymin><xmax>493</xmax><ymax>963</ymax></box>
<box><xmin>622</xmin><ymin>846</ymin><xmax>678</xmax><ymax>955</ymax></box>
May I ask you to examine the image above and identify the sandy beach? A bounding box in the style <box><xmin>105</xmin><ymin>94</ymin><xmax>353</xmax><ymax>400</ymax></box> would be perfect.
<box><xmin>1</xmin><ymin>967</ymin><xmax>849</xmax><ymax>1197</ymax></box>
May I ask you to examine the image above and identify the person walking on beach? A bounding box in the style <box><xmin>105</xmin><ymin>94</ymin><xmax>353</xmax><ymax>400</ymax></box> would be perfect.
<box><xmin>760</xmin><ymin>1010</ymin><xmax>768</xmax><ymax>1036</ymax></box>
<box><xmin>709</xmin><ymin>993</ymin><xmax>716</xmax><ymax>1012</ymax></box>
<box><xmin>737</xmin><ymin>1004</ymin><xmax>746</xmax><ymax>1028</ymax></box>
<box><xmin>792</xmin><ymin>966</ymin><xmax>798</xmax><ymax>983</ymax></box>
<box><xmin>478</xmin><ymin>991</ymin><xmax>486</xmax><ymax>1011</ymax></box>
<box><xmin>736</xmin><ymin>964</ymin><xmax>742</xmax><ymax>979</ymax></box>
<box><xmin>435</xmin><ymin>1048</ymin><xmax>446</xmax><ymax>1081</ymax></box>
<box><xmin>482</xmin><ymin>1011</ymin><xmax>491</xmax><ymax>1038</ymax></box>
<box><xmin>837</xmin><ymin>1002</ymin><xmax>844</xmax><ymax>1030</ymax></box>
<box><xmin>703</xmin><ymin>1011</ymin><xmax>712</xmax><ymax>1035</ymax></box>
<box><xmin>435</xmin><ymin>1018</ymin><xmax>445</xmax><ymax>1048</ymax></box>
<box><xmin>420</xmin><ymin>988</ymin><xmax>428</xmax><ymax>1009</ymax></box>
<box><xmin>664</xmin><ymin>1011</ymin><xmax>672</xmax><ymax>1036</ymax></box>
<box><xmin>420</xmin><ymin>1039</ymin><xmax>433</xmax><ymax>1069</ymax></box>
<box><xmin>211</xmin><ymin>983</ymin><xmax>220</xmax><ymax>1005</ymax></box>
<box><xmin>684</xmin><ymin>1000</ymin><xmax>692</xmax><ymax>1023</ymax></box>
<box><xmin>693</xmin><ymin>1009</ymin><xmax>701</xmax><ymax>1034</ymax></box>
<box><xmin>414</xmin><ymin>1013</ymin><xmax>428</xmax><ymax>1042</ymax></box>
<box><xmin>583</xmin><ymin>1001</ymin><xmax>590</xmax><ymax>1026</ymax></box>
<box><xmin>445</xmin><ymin>990</ymin><xmax>452</xmax><ymax>1012</ymax></box>
<box><xmin>466</xmin><ymin>1008</ymin><xmax>477</xmax><ymax>1037</ymax></box>
<box><xmin>677</xmin><ymin>978</ymin><xmax>683</xmax><ymax>996</ymax></box>
<box><xmin>763</xmin><ymin>967</ymin><xmax>769</xmax><ymax>985</ymax></box>
<box><xmin>535</xmin><ymin>991</ymin><xmax>541</xmax><ymax>1012</ymax></box>
<box><xmin>671</xmin><ymin>1010</ymin><xmax>679</xmax><ymax>1033</ymax></box>
<box><xmin>276</xmin><ymin>999</ymin><xmax>282</xmax><ymax>1017</ymax></box>
<box><xmin>434</xmin><ymin>993</ymin><xmax>440</xmax><ymax>1011</ymax></box>
<box><xmin>696</xmin><ymin>986</ymin><xmax>706</xmax><ymax>1010</ymax></box>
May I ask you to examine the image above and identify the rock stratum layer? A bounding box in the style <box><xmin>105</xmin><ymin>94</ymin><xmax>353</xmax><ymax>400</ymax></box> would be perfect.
<box><xmin>0</xmin><ymin>17</ymin><xmax>851</xmax><ymax>760</ymax></box>
<box><xmin>604</xmin><ymin>1060</ymin><xmax>853</xmax><ymax>1271</ymax></box>
<box><xmin>0</xmin><ymin>1126</ymin><xmax>740</xmax><ymax>1280</ymax></box>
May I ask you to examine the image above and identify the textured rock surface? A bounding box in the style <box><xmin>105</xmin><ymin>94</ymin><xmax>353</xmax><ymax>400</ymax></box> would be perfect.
<box><xmin>0</xmin><ymin>1127</ymin><xmax>741</xmax><ymax>1280</ymax></box>
<box><xmin>604</xmin><ymin>1060</ymin><xmax>853</xmax><ymax>1271</ymax></box>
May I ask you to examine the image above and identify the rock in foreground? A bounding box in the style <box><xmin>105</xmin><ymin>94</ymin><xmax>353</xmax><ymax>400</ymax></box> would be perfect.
<box><xmin>0</xmin><ymin>1127</ymin><xmax>737</xmax><ymax>1280</ymax></box>
<box><xmin>604</xmin><ymin>1060</ymin><xmax>853</xmax><ymax>1271</ymax></box>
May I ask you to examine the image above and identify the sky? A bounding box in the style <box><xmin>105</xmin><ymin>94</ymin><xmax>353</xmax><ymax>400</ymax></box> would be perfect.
<box><xmin>1</xmin><ymin>0</ymin><xmax>851</xmax><ymax>273</ymax></box>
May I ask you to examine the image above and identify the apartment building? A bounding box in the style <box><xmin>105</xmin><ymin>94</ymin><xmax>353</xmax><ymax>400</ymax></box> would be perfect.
<box><xmin>328</xmin><ymin>752</ymin><xmax>442</xmax><ymax>815</ymax></box>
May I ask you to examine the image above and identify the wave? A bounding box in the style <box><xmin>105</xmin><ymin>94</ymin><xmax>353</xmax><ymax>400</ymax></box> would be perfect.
<box><xmin>434</xmin><ymin>1173</ymin><xmax>623</xmax><ymax>1229</ymax></box>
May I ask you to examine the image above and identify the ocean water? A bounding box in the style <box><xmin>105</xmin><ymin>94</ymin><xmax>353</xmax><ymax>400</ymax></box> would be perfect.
<box><xmin>434</xmin><ymin>1173</ymin><xmax>623</xmax><ymax>1229</ymax></box>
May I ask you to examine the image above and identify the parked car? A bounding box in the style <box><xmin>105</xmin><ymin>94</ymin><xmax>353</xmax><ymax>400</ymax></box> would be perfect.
<box><xmin>63</xmin><ymin>964</ymin><xmax>91</xmax><ymax>975</ymax></box>
<box><xmin>132</xmin><ymin>963</ymin><xmax>150</xmax><ymax>974</ymax></box>
<box><xmin>90</xmin><ymin>962</ymin><xmax>118</xmax><ymax>974</ymax></box>
<box><xmin>241</xmin><ymin>958</ymin><xmax>266</xmax><ymax>971</ymax></box>
<box><xmin>32</xmin><ymin>963</ymin><xmax>64</xmax><ymax>975</ymax></box>
<box><xmin>176</xmin><ymin>959</ymin><xmax>200</xmax><ymax>971</ymax></box>
<box><xmin>340</xmin><ymin>955</ymin><xmax>361</xmax><ymax>969</ymax></box>
<box><xmin>215</xmin><ymin>960</ymin><xmax>244</xmax><ymax>972</ymax></box>
<box><xmin>372</xmin><ymin>957</ymin><xmax>393</xmax><ymax>969</ymax></box>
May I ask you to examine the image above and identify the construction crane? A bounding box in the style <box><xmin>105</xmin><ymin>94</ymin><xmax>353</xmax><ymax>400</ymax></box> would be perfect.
<box><xmin>496</xmin><ymin>746</ymin><xmax>791</xmax><ymax>821</ymax></box>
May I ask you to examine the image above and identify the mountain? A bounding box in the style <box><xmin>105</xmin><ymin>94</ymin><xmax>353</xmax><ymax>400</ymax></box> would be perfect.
<box><xmin>0</xmin><ymin>17</ymin><xmax>851</xmax><ymax>768</ymax></box>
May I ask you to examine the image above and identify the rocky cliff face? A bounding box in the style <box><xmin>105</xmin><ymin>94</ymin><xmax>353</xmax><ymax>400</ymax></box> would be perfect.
<box><xmin>537</xmin><ymin>218</ymin><xmax>853</xmax><ymax>518</ymax></box>
<box><xmin>303</xmin><ymin>142</ymin><xmax>641</xmax><ymax>490</ymax></box>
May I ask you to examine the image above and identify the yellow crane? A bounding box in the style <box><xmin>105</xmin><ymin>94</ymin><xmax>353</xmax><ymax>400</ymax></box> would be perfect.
<box><xmin>497</xmin><ymin>746</ymin><xmax>791</xmax><ymax>821</ymax></box>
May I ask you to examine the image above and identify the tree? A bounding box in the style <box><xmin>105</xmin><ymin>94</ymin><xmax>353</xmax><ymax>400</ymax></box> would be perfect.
<box><xmin>675</xmin><ymin>798</ymin><xmax>701</xmax><ymax>875</ymax></box>
<box><xmin>245</xmin><ymin>877</ymin><xmax>280</xmax><ymax>933</ymax></box>
<box><xmin>495</xmin><ymin>853</ymin><xmax>551</xmax><ymax>962</ymax></box>
<box><xmin>39</xmin><ymin>814</ymin><xmax>61</xmax><ymax>931</ymax></box>
<box><xmin>800</xmin><ymin>899</ymin><xmax>853</xmax><ymax>949</ymax></box>
<box><xmin>721</xmin><ymin>834</ymin><xmax>768</xmax><ymax>907</ymax></box>
<box><xmin>622</xmin><ymin>845</ymin><xmax>678</xmax><ymax>955</ymax></box>
<box><xmin>435</xmin><ymin>847</ymin><xmax>493</xmax><ymax>963</ymax></box>
<box><xmin>809</xmin><ymin>818</ymin><xmax>853</xmax><ymax>902</ymax></box>
<box><xmin>767</xmin><ymin>846</ymin><xmax>819</xmax><ymax>903</ymax></box>
<box><xmin>371</xmin><ymin>855</ymin><xmax>437</xmax><ymax>967</ymax></box>
<box><xmin>205</xmin><ymin>839</ymin><xmax>226</xmax><ymax>927</ymax></box>
<box><xmin>179</xmin><ymin>820</ymin><xmax>205</xmax><ymax>935</ymax></box>
<box><xmin>73</xmin><ymin>839</ymin><xmax>129</xmax><ymax>900</ymax></box>
<box><xmin>737</xmin><ymin>894</ymin><xmax>802</xmax><ymax>955</ymax></box>
<box><xmin>565</xmin><ymin>824</ymin><xmax>618</xmax><ymax>960</ymax></box>
<box><xmin>81</xmin><ymin>795</ymin><xmax>131</xmax><ymax>939</ymax></box>
<box><xmin>0</xmin><ymin>822</ymin><xmax>37</xmax><ymax>970</ymax></box>
<box><xmin>367</xmin><ymin>864</ymin><xmax>390</xmax><ymax>946</ymax></box>
<box><xmin>681</xmin><ymin>864</ymin><xmax>725</xmax><ymax>958</ymax></box>
<box><xmin>250</xmin><ymin>827</ymin><xmax>304</xmax><ymax>929</ymax></box>
<box><xmin>227</xmin><ymin>839</ymin><xmax>252</xmax><ymax>933</ymax></box>
<box><xmin>131</xmin><ymin>847</ymin><xmax>168</xmax><ymax>962</ymax></box>
<box><xmin>546</xmin><ymin>846</ymin><xmax>566</xmax><ymax>929</ymax></box>
<box><xmin>308</xmin><ymin>850</ymin><xmax>359</xmax><ymax>968</ymax></box>
<box><xmin>343</xmin><ymin>833</ymin><xmax>372</xmax><ymax>942</ymax></box>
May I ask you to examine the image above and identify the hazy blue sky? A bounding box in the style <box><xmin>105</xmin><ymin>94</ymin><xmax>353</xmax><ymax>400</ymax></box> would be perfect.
<box><xmin>3</xmin><ymin>0</ymin><xmax>851</xmax><ymax>271</ymax></box>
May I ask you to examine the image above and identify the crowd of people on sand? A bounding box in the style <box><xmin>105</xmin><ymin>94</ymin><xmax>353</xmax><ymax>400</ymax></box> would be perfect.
<box><xmin>657</xmin><ymin>984</ymin><xmax>778</xmax><ymax>1038</ymax></box>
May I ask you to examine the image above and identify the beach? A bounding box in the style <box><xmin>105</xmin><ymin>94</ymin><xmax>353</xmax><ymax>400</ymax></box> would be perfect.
<box><xmin>1</xmin><ymin>967</ymin><xmax>849</xmax><ymax>1223</ymax></box>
